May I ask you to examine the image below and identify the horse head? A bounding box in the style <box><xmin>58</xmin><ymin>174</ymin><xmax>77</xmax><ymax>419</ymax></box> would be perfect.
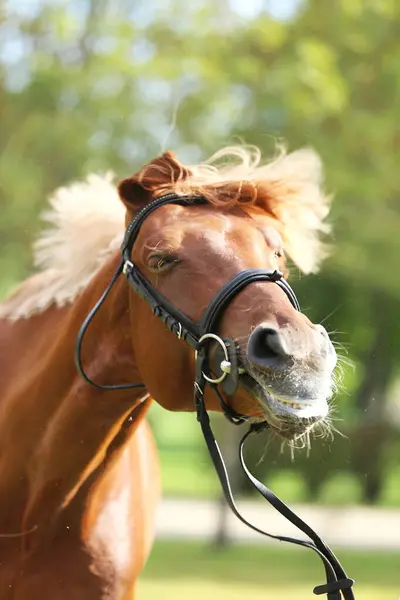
<box><xmin>117</xmin><ymin>147</ymin><xmax>336</xmax><ymax>440</ymax></box>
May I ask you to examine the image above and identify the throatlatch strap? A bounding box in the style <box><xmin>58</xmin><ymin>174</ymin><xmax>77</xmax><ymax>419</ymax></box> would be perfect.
<box><xmin>75</xmin><ymin>259</ymin><xmax>145</xmax><ymax>391</ymax></box>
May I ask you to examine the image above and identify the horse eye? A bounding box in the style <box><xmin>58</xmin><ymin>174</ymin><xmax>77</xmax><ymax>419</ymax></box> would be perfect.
<box><xmin>274</xmin><ymin>248</ymin><xmax>284</xmax><ymax>259</ymax></box>
<box><xmin>147</xmin><ymin>253</ymin><xmax>179</xmax><ymax>272</ymax></box>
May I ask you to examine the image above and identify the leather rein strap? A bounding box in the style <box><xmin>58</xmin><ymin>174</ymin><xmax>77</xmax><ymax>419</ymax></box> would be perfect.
<box><xmin>75</xmin><ymin>193</ymin><xmax>355</xmax><ymax>600</ymax></box>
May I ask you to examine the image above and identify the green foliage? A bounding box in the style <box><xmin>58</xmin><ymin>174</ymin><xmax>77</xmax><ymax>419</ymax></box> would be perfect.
<box><xmin>265</xmin><ymin>471</ymin><xmax>309</xmax><ymax>503</ymax></box>
<box><xmin>318</xmin><ymin>471</ymin><xmax>364</xmax><ymax>505</ymax></box>
<box><xmin>380</xmin><ymin>467</ymin><xmax>400</xmax><ymax>507</ymax></box>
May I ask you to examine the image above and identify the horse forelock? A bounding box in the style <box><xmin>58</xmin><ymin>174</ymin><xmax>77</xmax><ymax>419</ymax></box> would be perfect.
<box><xmin>183</xmin><ymin>144</ymin><xmax>332</xmax><ymax>274</ymax></box>
<box><xmin>0</xmin><ymin>144</ymin><xmax>331</xmax><ymax>321</ymax></box>
<box><xmin>142</xmin><ymin>145</ymin><xmax>331</xmax><ymax>273</ymax></box>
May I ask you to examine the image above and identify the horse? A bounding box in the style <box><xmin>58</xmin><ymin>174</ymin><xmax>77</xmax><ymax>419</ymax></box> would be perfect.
<box><xmin>0</xmin><ymin>145</ymin><xmax>338</xmax><ymax>599</ymax></box>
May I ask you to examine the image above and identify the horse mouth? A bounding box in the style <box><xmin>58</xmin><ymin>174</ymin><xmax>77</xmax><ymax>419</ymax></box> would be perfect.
<box><xmin>241</xmin><ymin>371</ymin><xmax>329</xmax><ymax>438</ymax></box>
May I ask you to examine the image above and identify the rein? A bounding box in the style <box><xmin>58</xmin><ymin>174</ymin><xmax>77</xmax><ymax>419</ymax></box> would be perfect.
<box><xmin>75</xmin><ymin>193</ymin><xmax>355</xmax><ymax>600</ymax></box>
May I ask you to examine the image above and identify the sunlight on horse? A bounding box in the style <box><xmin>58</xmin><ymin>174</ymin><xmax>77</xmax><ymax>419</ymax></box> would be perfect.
<box><xmin>0</xmin><ymin>145</ymin><xmax>336</xmax><ymax>599</ymax></box>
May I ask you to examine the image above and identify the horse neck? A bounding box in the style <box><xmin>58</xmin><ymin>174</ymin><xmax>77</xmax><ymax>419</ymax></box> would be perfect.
<box><xmin>8</xmin><ymin>254</ymin><xmax>149</xmax><ymax>536</ymax></box>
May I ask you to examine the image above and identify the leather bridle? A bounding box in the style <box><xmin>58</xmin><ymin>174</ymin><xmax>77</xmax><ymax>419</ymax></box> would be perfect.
<box><xmin>75</xmin><ymin>193</ymin><xmax>355</xmax><ymax>600</ymax></box>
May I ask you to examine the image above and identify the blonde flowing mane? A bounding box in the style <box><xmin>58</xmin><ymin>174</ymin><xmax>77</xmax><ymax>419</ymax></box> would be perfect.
<box><xmin>0</xmin><ymin>145</ymin><xmax>331</xmax><ymax>320</ymax></box>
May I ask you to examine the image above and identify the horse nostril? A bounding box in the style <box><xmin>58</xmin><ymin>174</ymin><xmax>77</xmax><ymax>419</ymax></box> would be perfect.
<box><xmin>247</xmin><ymin>325</ymin><xmax>289</xmax><ymax>368</ymax></box>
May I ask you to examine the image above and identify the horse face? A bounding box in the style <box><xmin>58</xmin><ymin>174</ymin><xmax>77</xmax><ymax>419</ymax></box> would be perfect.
<box><xmin>127</xmin><ymin>201</ymin><xmax>336</xmax><ymax>440</ymax></box>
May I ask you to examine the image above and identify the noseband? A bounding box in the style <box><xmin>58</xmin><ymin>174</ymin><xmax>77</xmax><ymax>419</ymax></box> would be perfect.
<box><xmin>75</xmin><ymin>193</ymin><xmax>355</xmax><ymax>600</ymax></box>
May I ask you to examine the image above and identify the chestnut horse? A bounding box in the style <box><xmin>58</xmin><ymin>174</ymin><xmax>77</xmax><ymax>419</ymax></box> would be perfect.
<box><xmin>0</xmin><ymin>146</ymin><xmax>337</xmax><ymax>599</ymax></box>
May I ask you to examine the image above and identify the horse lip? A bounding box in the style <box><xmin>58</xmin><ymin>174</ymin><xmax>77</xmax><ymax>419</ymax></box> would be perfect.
<box><xmin>240</xmin><ymin>369</ymin><xmax>329</xmax><ymax>426</ymax></box>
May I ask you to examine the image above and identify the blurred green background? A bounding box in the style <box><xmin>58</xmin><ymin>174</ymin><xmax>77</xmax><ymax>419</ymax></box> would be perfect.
<box><xmin>1</xmin><ymin>0</ymin><xmax>400</xmax><ymax>596</ymax></box>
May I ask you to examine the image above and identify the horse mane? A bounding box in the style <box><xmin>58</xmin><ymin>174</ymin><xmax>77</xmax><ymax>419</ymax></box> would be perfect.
<box><xmin>0</xmin><ymin>144</ymin><xmax>331</xmax><ymax>321</ymax></box>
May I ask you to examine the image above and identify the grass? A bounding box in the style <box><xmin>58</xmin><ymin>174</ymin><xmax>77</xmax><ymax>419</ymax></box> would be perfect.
<box><xmin>138</xmin><ymin>540</ymin><xmax>400</xmax><ymax>599</ymax></box>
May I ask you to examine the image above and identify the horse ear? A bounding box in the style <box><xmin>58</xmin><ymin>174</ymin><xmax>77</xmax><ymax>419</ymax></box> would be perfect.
<box><xmin>118</xmin><ymin>151</ymin><xmax>192</xmax><ymax>210</ymax></box>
